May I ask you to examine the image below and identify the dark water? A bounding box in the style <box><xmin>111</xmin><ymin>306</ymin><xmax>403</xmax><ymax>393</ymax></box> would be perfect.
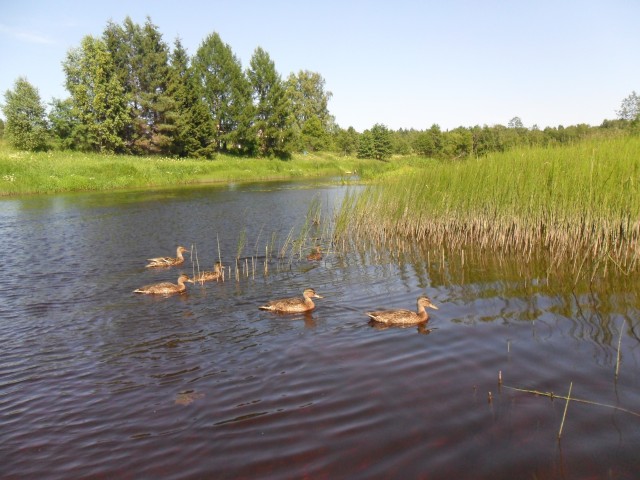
<box><xmin>1</xmin><ymin>180</ymin><xmax>639</xmax><ymax>479</ymax></box>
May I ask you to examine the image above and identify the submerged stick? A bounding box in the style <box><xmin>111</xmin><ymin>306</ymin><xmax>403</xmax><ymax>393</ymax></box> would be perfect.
<box><xmin>558</xmin><ymin>382</ymin><xmax>573</xmax><ymax>439</ymax></box>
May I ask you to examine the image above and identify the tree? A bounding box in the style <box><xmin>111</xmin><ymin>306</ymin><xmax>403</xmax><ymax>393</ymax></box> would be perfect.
<box><xmin>617</xmin><ymin>91</ymin><xmax>640</xmax><ymax>121</ymax></box>
<box><xmin>335</xmin><ymin>126</ymin><xmax>359</xmax><ymax>156</ymax></box>
<box><xmin>246</xmin><ymin>47</ymin><xmax>294</xmax><ymax>158</ymax></box>
<box><xmin>358</xmin><ymin>123</ymin><xmax>392</xmax><ymax>160</ymax></box>
<box><xmin>193</xmin><ymin>32</ymin><xmax>253</xmax><ymax>153</ymax></box>
<box><xmin>62</xmin><ymin>35</ymin><xmax>129</xmax><ymax>152</ymax></box>
<box><xmin>167</xmin><ymin>38</ymin><xmax>215</xmax><ymax>158</ymax></box>
<box><xmin>286</xmin><ymin>70</ymin><xmax>333</xmax><ymax>150</ymax></box>
<box><xmin>507</xmin><ymin>116</ymin><xmax>524</xmax><ymax>129</ymax></box>
<box><xmin>1</xmin><ymin>77</ymin><xmax>49</xmax><ymax>151</ymax></box>
<box><xmin>48</xmin><ymin>97</ymin><xmax>80</xmax><ymax>150</ymax></box>
<box><xmin>103</xmin><ymin>17</ymin><xmax>175</xmax><ymax>154</ymax></box>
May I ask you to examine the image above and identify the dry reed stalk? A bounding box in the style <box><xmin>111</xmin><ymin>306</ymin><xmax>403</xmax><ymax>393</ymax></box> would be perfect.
<box><xmin>615</xmin><ymin>318</ymin><xmax>624</xmax><ymax>378</ymax></box>
<box><xmin>558</xmin><ymin>382</ymin><xmax>573</xmax><ymax>439</ymax></box>
<box><xmin>504</xmin><ymin>385</ymin><xmax>640</xmax><ymax>418</ymax></box>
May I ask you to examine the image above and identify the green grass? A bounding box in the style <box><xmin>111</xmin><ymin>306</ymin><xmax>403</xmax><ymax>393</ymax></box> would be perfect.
<box><xmin>334</xmin><ymin>135</ymin><xmax>640</xmax><ymax>277</ymax></box>
<box><xmin>0</xmin><ymin>143</ymin><xmax>388</xmax><ymax>196</ymax></box>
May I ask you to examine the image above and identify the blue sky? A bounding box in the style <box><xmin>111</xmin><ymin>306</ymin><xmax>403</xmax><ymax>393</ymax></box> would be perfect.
<box><xmin>1</xmin><ymin>0</ymin><xmax>638</xmax><ymax>132</ymax></box>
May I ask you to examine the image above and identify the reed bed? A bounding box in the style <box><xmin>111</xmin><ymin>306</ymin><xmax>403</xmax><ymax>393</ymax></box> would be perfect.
<box><xmin>334</xmin><ymin>136</ymin><xmax>640</xmax><ymax>278</ymax></box>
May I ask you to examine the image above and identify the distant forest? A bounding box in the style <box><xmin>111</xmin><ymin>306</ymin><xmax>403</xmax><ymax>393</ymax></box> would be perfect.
<box><xmin>2</xmin><ymin>16</ymin><xmax>639</xmax><ymax>160</ymax></box>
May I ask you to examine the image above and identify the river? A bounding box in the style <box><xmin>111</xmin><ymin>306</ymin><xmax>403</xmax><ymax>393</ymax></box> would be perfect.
<box><xmin>1</xmin><ymin>179</ymin><xmax>639</xmax><ymax>479</ymax></box>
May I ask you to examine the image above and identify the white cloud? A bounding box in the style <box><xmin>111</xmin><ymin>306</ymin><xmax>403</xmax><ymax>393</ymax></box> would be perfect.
<box><xmin>0</xmin><ymin>24</ymin><xmax>54</xmax><ymax>45</ymax></box>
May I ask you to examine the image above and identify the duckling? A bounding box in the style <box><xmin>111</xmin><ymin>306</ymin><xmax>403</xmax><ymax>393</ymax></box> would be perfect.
<box><xmin>259</xmin><ymin>288</ymin><xmax>323</xmax><ymax>313</ymax></box>
<box><xmin>366</xmin><ymin>295</ymin><xmax>438</xmax><ymax>325</ymax></box>
<box><xmin>145</xmin><ymin>246</ymin><xmax>189</xmax><ymax>268</ymax></box>
<box><xmin>188</xmin><ymin>261</ymin><xmax>223</xmax><ymax>283</ymax></box>
<box><xmin>306</xmin><ymin>246</ymin><xmax>322</xmax><ymax>261</ymax></box>
<box><xmin>134</xmin><ymin>273</ymin><xmax>190</xmax><ymax>295</ymax></box>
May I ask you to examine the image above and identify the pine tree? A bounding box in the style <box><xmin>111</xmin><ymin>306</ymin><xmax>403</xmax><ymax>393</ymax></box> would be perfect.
<box><xmin>2</xmin><ymin>77</ymin><xmax>49</xmax><ymax>151</ymax></box>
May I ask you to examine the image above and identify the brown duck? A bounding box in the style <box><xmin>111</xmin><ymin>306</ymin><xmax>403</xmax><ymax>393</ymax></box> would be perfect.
<box><xmin>145</xmin><ymin>246</ymin><xmax>189</xmax><ymax>268</ymax></box>
<box><xmin>366</xmin><ymin>295</ymin><xmax>438</xmax><ymax>325</ymax></box>
<box><xmin>259</xmin><ymin>288</ymin><xmax>323</xmax><ymax>313</ymax></box>
<box><xmin>188</xmin><ymin>261</ymin><xmax>223</xmax><ymax>283</ymax></box>
<box><xmin>134</xmin><ymin>273</ymin><xmax>190</xmax><ymax>296</ymax></box>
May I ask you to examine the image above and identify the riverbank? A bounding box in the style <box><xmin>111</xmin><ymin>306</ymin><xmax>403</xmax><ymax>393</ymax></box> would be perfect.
<box><xmin>0</xmin><ymin>144</ymin><xmax>389</xmax><ymax>196</ymax></box>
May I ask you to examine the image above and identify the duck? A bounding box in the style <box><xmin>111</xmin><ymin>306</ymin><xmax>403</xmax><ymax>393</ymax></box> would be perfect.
<box><xmin>134</xmin><ymin>273</ymin><xmax>190</xmax><ymax>295</ymax></box>
<box><xmin>259</xmin><ymin>288</ymin><xmax>323</xmax><ymax>313</ymax></box>
<box><xmin>366</xmin><ymin>295</ymin><xmax>438</xmax><ymax>325</ymax></box>
<box><xmin>145</xmin><ymin>246</ymin><xmax>189</xmax><ymax>268</ymax></box>
<box><xmin>188</xmin><ymin>261</ymin><xmax>223</xmax><ymax>283</ymax></box>
<box><xmin>306</xmin><ymin>246</ymin><xmax>322</xmax><ymax>261</ymax></box>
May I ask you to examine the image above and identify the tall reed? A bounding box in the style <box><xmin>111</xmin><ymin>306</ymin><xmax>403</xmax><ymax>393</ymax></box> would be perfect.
<box><xmin>334</xmin><ymin>136</ymin><xmax>640</xmax><ymax>277</ymax></box>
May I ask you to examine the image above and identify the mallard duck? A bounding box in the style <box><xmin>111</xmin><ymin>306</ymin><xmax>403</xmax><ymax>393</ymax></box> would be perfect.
<box><xmin>188</xmin><ymin>261</ymin><xmax>223</xmax><ymax>283</ymax></box>
<box><xmin>259</xmin><ymin>288</ymin><xmax>323</xmax><ymax>313</ymax></box>
<box><xmin>145</xmin><ymin>246</ymin><xmax>189</xmax><ymax>268</ymax></box>
<box><xmin>306</xmin><ymin>246</ymin><xmax>322</xmax><ymax>261</ymax></box>
<box><xmin>366</xmin><ymin>295</ymin><xmax>438</xmax><ymax>325</ymax></box>
<box><xmin>134</xmin><ymin>273</ymin><xmax>190</xmax><ymax>295</ymax></box>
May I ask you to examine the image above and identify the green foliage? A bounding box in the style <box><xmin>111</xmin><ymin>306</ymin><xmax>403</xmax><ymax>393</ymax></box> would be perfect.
<box><xmin>193</xmin><ymin>32</ymin><xmax>253</xmax><ymax>154</ymax></box>
<box><xmin>286</xmin><ymin>70</ymin><xmax>333</xmax><ymax>151</ymax></box>
<box><xmin>1</xmin><ymin>77</ymin><xmax>49</xmax><ymax>151</ymax></box>
<box><xmin>335</xmin><ymin>126</ymin><xmax>359</xmax><ymax>156</ymax></box>
<box><xmin>167</xmin><ymin>39</ymin><xmax>215</xmax><ymax>158</ymax></box>
<box><xmin>247</xmin><ymin>47</ymin><xmax>294</xmax><ymax>158</ymax></box>
<box><xmin>617</xmin><ymin>91</ymin><xmax>640</xmax><ymax>121</ymax></box>
<box><xmin>62</xmin><ymin>36</ymin><xmax>129</xmax><ymax>153</ymax></box>
<box><xmin>103</xmin><ymin>17</ymin><xmax>176</xmax><ymax>155</ymax></box>
<box><xmin>358</xmin><ymin>123</ymin><xmax>392</xmax><ymax>160</ymax></box>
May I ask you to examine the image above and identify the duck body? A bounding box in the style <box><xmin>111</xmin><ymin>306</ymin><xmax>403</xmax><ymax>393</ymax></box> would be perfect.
<box><xmin>367</xmin><ymin>295</ymin><xmax>438</xmax><ymax>325</ymax></box>
<box><xmin>146</xmin><ymin>246</ymin><xmax>189</xmax><ymax>268</ymax></box>
<box><xmin>259</xmin><ymin>288</ymin><xmax>323</xmax><ymax>313</ymax></box>
<box><xmin>189</xmin><ymin>262</ymin><xmax>223</xmax><ymax>283</ymax></box>
<box><xmin>134</xmin><ymin>274</ymin><xmax>189</xmax><ymax>295</ymax></box>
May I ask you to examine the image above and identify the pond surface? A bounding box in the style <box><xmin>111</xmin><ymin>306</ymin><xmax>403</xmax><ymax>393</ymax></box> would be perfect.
<box><xmin>1</xmin><ymin>180</ymin><xmax>639</xmax><ymax>479</ymax></box>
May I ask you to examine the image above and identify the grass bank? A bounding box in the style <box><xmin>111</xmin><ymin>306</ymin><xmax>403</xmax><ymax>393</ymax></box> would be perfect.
<box><xmin>0</xmin><ymin>144</ymin><xmax>387</xmax><ymax>196</ymax></box>
<box><xmin>334</xmin><ymin>135</ymin><xmax>640</xmax><ymax>277</ymax></box>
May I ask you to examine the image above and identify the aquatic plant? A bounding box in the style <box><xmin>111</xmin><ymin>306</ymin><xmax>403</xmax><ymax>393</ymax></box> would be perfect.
<box><xmin>333</xmin><ymin>136</ymin><xmax>640</xmax><ymax>279</ymax></box>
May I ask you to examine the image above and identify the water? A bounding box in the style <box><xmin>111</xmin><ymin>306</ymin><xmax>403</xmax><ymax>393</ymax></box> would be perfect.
<box><xmin>1</xmin><ymin>180</ymin><xmax>639</xmax><ymax>479</ymax></box>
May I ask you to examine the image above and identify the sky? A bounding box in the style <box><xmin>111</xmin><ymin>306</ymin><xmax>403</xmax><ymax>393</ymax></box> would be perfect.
<box><xmin>1</xmin><ymin>0</ymin><xmax>639</xmax><ymax>132</ymax></box>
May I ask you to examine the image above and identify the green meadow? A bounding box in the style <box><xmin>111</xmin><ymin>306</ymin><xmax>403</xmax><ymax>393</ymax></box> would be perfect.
<box><xmin>0</xmin><ymin>142</ymin><xmax>385</xmax><ymax>196</ymax></box>
<box><xmin>334</xmin><ymin>135</ymin><xmax>640</xmax><ymax>276</ymax></box>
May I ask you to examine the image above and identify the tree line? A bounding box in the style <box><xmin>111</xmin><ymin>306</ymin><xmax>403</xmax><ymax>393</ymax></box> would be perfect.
<box><xmin>1</xmin><ymin>16</ymin><xmax>639</xmax><ymax>160</ymax></box>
